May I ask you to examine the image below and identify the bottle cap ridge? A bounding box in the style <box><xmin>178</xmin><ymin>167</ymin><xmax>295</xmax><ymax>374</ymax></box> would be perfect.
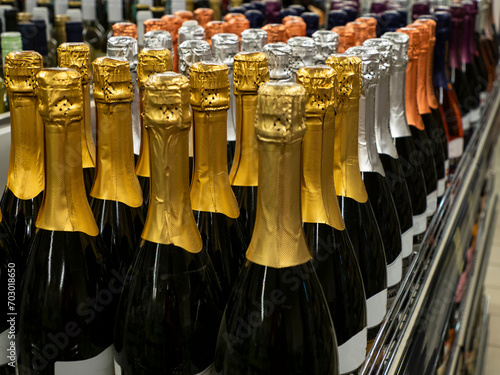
<box><xmin>296</xmin><ymin>65</ymin><xmax>337</xmax><ymax>117</ymax></box>
<box><xmin>189</xmin><ymin>62</ymin><xmax>230</xmax><ymax>110</ymax></box>
<box><xmin>92</xmin><ymin>57</ymin><xmax>133</xmax><ymax>103</ymax></box>
<box><xmin>4</xmin><ymin>51</ymin><xmax>43</xmax><ymax>93</ymax></box>
<box><xmin>233</xmin><ymin>51</ymin><xmax>269</xmax><ymax>93</ymax></box>
<box><xmin>57</xmin><ymin>42</ymin><xmax>90</xmax><ymax>84</ymax></box>
<box><xmin>137</xmin><ymin>48</ymin><xmax>173</xmax><ymax>87</ymax></box>
<box><xmin>325</xmin><ymin>54</ymin><xmax>362</xmax><ymax>99</ymax></box>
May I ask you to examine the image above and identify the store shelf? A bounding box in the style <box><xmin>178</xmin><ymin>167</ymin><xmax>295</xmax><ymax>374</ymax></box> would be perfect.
<box><xmin>360</xmin><ymin>82</ymin><xmax>500</xmax><ymax>375</ymax></box>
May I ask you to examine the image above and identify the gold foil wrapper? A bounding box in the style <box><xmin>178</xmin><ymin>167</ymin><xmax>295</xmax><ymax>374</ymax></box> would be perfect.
<box><xmin>136</xmin><ymin>48</ymin><xmax>173</xmax><ymax>178</ymax></box>
<box><xmin>326</xmin><ymin>55</ymin><xmax>368</xmax><ymax>203</ymax></box>
<box><xmin>297</xmin><ymin>66</ymin><xmax>345</xmax><ymax>230</ymax></box>
<box><xmin>247</xmin><ymin>82</ymin><xmax>311</xmax><ymax>268</ymax></box>
<box><xmin>57</xmin><ymin>43</ymin><xmax>95</xmax><ymax>169</ymax></box>
<box><xmin>5</xmin><ymin>51</ymin><xmax>44</xmax><ymax>200</ymax></box>
<box><xmin>229</xmin><ymin>52</ymin><xmax>269</xmax><ymax>187</ymax></box>
<box><xmin>141</xmin><ymin>72</ymin><xmax>202</xmax><ymax>253</ymax></box>
<box><xmin>36</xmin><ymin>68</ymin><xmax>98</xmax><ymax>236</ymax></box>
<box><xmin>190</xmin><ymin>63</ymin><xmax>239</xmax><ymax>218</ymax></box>
<box><xmin>92</xmin><ymin>57</ymin><xmax>133</xmax><ymax>103</ymax></box>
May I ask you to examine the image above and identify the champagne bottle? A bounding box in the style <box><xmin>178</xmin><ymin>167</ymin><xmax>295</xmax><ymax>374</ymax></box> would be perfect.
<box><xmin>190</xmin><ymin>62</ymin><xmax>249</xmax><ymax>302</ymax></box>
<box><xmin>144</xmin><ymin>30</ymin><xmax>174</xmax><ymax>56</ymax></box>
<box><xmin>212</xmin><ymin>33</ymin><xmax>239</xmax><ymax>172</ymax></box>
<box><xmin>261</xmin><ymin>23</ymin><xmax>287</xmax><ymax>43</ymax></box>
<box><xmin>346</xmin><ymin>21</ymin><xmax>368</xmax><ymax>46</ymax></box>
<box><xmin>57</xmin><ymin>42</ymin><xmax>96</xmax><ymax>198</ymax></box>
<box><xmin>326</xmin><ymin>54</ymin><xmax>387</xmax><ymax>352</ymax></box>
<box><xmin>0</xmin><ymin>51</ymin><xmax>43</xmax><ymax>268</ymax></box>
<box><xmin>240</xmin><ymin>28</ymin><xmax>267</xmax><ymax>52</ymax></box>
<box><xmin>135</xmin><ymin>47</ymin><xmax>173</xmax><ymax>213</ymax></box>
<box><xmin>90</xmin><ymin>57</ymin><xmax>144</xmax><ymax>282</ymax></box>
<box><xmin>17</xmin><ymin>68</ymin><xmax>115</xmax><ymax>374</ymax></box>
<box><xmin>114</xmin><ymin>72</ymin><xmax>224</xmax><ymax>375</ymax></box>
<box><xmin>363</xmin><ymin>38</ymin><xmax>415</xmax><ymax>281</ymax></box>
<box><xmin>298</xmin><ymin>66</ymin><xmax>367</xmax><ymax>375</ymax></box>
<box><xmin>345</xmin><ymin>46</ymin><xmax>402</xmax><ymax>309</ymax></box>
<box><xmin>283</xmin><ymin>16</ymin><xmax>307</xmax><ymax>40</ymax></box>
<box><xmin>263</xmin><ymin>42</ymin><xmax>292</xmax><ymax>82</ymax></box>
<box><xmin>214</xmin><ymin>82</ymin><xmax>339</xmax><ymax>375</ymax></box>
<box><xmin>312</xmin><ymin>30</ymin><xmax>339</xmax><ymax>65</ymax></box>
<box><xmin>287</xmin><ymin>36</ymin><xmax>315</xmax><ymax>82</ymax></box>
<box><xmin>397</xmin><ymin>27</ymin><xmax>438</xmax><ymax>223</ymax></box>
<box><xmin>82</xmin><ymin>0</ymin><xmax>105</xmax><ymax>60</ymax></box>
<box><xmin>229</xmin><ymin>51</ymin><xmax>269</xmax><ymax>237</ymax></box>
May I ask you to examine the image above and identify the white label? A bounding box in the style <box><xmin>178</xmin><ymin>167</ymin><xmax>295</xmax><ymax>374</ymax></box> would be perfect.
<box><xmin>448</xmin><ymin>138</ymin><xmax>464</xmax><ymax>159</ymax></box>
<box><xmin>386</xmin><ymin>252</ymin><xmax>402</xmax><ymax>288</ymax></box>
<box><xmin>438</xmin><ymin>177</ymin><xmax>446</xmax><ymax>198</ymax></box>
<box><xmin>413</xmin><ymin>212</ymin><xmax>427</xmax><ymax>235</ymax></box>
<box><xmin>55</xmin><ymin>346</ymin><xmax>114</xmax><ymax>375</ymax></box>
<box><xmin>366</xmin><ymin>289</ymin><xmax>387</xmax><ymax>328</ymax></box>
<box><xmin>426</xmin><ymin>190</ymin><xmax>437</xmax><ymax>217</ymax></box>
<box><xmin>401</xmin><ymin>228</ymin><xmax>413</xmax><ymax>258</ymax></box>
<box><xmin>462</xmin><ymin>113</ymin><xmax>471</xmax><ymax>131</ymax></box>
<box><xmin>338</xmin><ymin>328</ymin><xmax>367</xmax><ymax>374</ymax></box>
<box><xmin>470</xmin><ymin>107</ymin><xmax>481</xmax><ymax>125</ymax></box>
<box><xmin>0</xmin><ymin>329</ymin><xmax>11</xmax><ymax>366</ymax></box>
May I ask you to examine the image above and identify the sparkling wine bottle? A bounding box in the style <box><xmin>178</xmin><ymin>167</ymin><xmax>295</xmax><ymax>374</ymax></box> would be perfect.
<box><xmin>312</xmin><ymin>30</ymin><xmax>339</xmax><ymax>65</ymax></box>
<box><xmin>240</xmin><ymin>28</ymin><xmax>267</xmax><ymax>52</ymax></box>
<box><xmin>263</xmin><ymin>42</ymin><xmax>292</xmax><ymax>83</ymax></box>
<box><xmin>287</xmin><ymin>36</ymin><xmax>315</xmax><ymax>82</ymax></box>
<box><xmin>214</xmin><ymin>82</ymin><xmax>339</xmax><ymax>375</ymax></box>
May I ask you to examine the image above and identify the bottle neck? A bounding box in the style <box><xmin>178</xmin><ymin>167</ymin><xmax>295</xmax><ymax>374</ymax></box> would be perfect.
<box><xmin>135</xmin><ymin>89</ymin><xmax>150</xmax><ymax>177</ymax></box>
<box><xmin>449</xmin><ymin>18</ymin><xmax>462</xmax><ymax>69</ymax></box>
<box><xmin>229</xmin><ymin>93</ymin><xmax>259</xmax><ymax>187</ymax></box>
<box><xmin>36</xmin><ymin>118</ymin><xmax>98</xmax><ymax>236</ymax></box>
<box><xmin>375</xmin><ymin>70</ymin><xmax>399</xmax><ymax>158</ymax></box>
<box><xmin>81</xmin><ymin>82</ymin><xmax>96</xmax><ymax>168</ymax></box>
<box><xmin>190</xmin><ymin>108</ymin><xmax>240</xmax><ymax>218</ymax></box>
<box><xmin>334</xmin><ymin>96</ymin><xmax>368</xmax><ymax>203</ymax></box>
<box><xmin>416</xmin><ymin>48</ymin><xmax>432</xmax><ymax>115</ymax></box>
<box><xmin>246</xmin><ymin>139</ymin><xmax>312</xmax><ymax>268</ymax></box>
<box><xmin>301</xmin><ymin>109</ymin><xmax>345</xmax><ymax>230</ymax></box>
<box><xmin>405</xmin><ymin>56</ymin><xmax>425</xmax><ymax>130</ymax></box>
<box><xmin>461</xmin><ymin>15</ymin><xmax>472</xmax><ymax>65</ymax></box>
<box><xmin>389</xmin><ymin>65</ymin><xmax>412</xmax><ymax>138</ymax></box>
<box><xmin>358</xmin><ymin>85</ymin><xmax>386</xmax><ymax>175</ymax></box>
<box><xmin>91</xmin><ymin>101</ymin><xmax>143</xmax><ymax>207</ymax></box>
<box><xmin>6</xmin><ymin>91</ymin><xmax>44</xmax><ymax>199</ymax></box>
<box><xmin>426</xmin><ymin>38</ymin><xmax>439</xmax><ymax>109</ymax></box>
<box><xmin>433</xmin><ymin>31</ymin><xmax>450</xmax><ymax>89</ymax></box>
<box><xmin>141</xmin><ymin>120</ymin><xmax>202</xmax><ymax>252</ymax></box>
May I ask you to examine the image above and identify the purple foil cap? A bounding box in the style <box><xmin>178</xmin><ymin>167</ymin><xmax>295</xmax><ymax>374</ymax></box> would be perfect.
<box><xmin>370</xmin><ymin>2</ymin><xmax>387</xmax><ymax>15</ymax></box>
<box><xmin>330</xmin><ymin>1</ymin><xmax>344</xmax><ymax>10</ymax></box>
<box><xmin>265</xmin><ymin>1</ymin><xmax>281</xmax><ymax>24</ymax></box>
<box><xmin>434</xmin><ymin>5</ymin><xmax>450</xmax><ymax>12</ymax></box>
<box><xmin>342</xmin><ymin>6</ymin><xmax>358</xmax><ymax>22</ymax></box>
<box><xmin>381</xmin><ymin>10</ymin><xmax>401</xmax><ymax>33</ymax></box>
<box><xmin>245</xmin><ymin>10</ymin><xmax>265</xmax><ymax>28</ymax></box>
<box><xmin>450</xmin><ymin>4</ymin><xmax>464</xmax><ymax>68</ymax></box>
<box><xmin>279</xmin><ymin>8</ymin><xmax>298</xmax><ymax>22</ymax></box>
<box><xmin>328</xmin><ymin>9</ymin><xmax>348</xmax><ymax>29</ymax></box>
<box><xmin>412</xmin><ymin>2</ymin><xmax>430</xmax><ymax>20</ymax></box>
<box><xmin>344</xmin><ymin>1</ymin><xmax>360</xmax><ymax>10</ymax></box>
<box><xmin>463</xmin><ymin>1</ymin><xmax>477</xmax><ymax>57</ymax></box>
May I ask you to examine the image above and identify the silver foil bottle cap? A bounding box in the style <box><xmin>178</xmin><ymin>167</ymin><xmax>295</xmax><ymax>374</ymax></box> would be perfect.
<box><xmin>212</xmin><ymin>33</ymin><xmax>239</xmax><ymax>67</ymax></box>
<box><xmin>107</xmin><ymin>36</ymin><xmax>139</xmax><ymax>70</ymax></box>
<box><xmin>178</xmin><ymin>20</ymin><xmax>206</xmax><ymax>45</ymax></box>
<box><xmin>287</xmin><ymin>36</ymin><xmax>316</xmax><ymax>74</ymax></box>
<box><xmin>144</xmin><ymin>30</ymin><xmax>174</xmax><ymax>56</ymax></box>
<box><xmin>178</xmin><ymin>40</ymin><xmax>212</xmax><ymax>77</ymax></box>
<box><xmin>381</xmin><ymin>32</ymin><xmax>409</xmax><ymax>68</ymax></box>
<box><xmin>363</xmin><ymin>38</ymin><xmax>393</xmax><ymax>76</ymax></box>
<box><xmin>312</xmin><ymin>30</ymin><xmax>339</xmax><ymax>64</ymax></box>
<box><xmin>241</xmin><ymin>29</ymin><xmax>268</xmax><ymax>52</ymax></box>
<box><xmin>346</xmin><ymin>46</ymin><xmax>380</xmax><ymax>89</ymax></box>
<box><xmin>263</xmin><ymin>42</ymin><xmax>292</xmax><ymax>81</ymax></box>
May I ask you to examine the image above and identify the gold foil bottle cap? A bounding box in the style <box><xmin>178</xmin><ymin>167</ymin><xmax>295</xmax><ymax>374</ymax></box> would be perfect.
<box><xmin>57</xmin><ymin>42</ymin><xmax>91</xmax><ymax>84</ymax></box>
<box><xmin>189</xmin><ymin>62</ymin><xmax>229</xmax><ymax>110</ymax></box>
<box><xmin>325</xmin><ymin>54</ymin><xmax>362</xmax><ymax>99</ymax></box>
<box><xmin>255</xmin><ymin>82</ymin><xmax>306</xmax><ymax>142</ymax></box>
<box><xmin>233</xmin><ymin>52</ymin><xmax>269</xmax><ymax>93</ymax></box>
<box><xmin>143</xmin><ymin>18</ymin><xmax>167</xmax><ymax>34</ymax></box>
<box><xmin>17</xmin><ymin>12</ymin><xmax>32</xmax><ymax>22</ymax></box>
<box><xmin>112</xmin><ymin>22</ymin><xmax>138</xmax><ymax>39</ymax></box>
<box><xmin>296</xmin><ymin>65</ymin><xmax>337</xmax><ymax>117</ymax></box>
<box><xmin>161</xmin><ymin>15</ymin><xmax>183</xmax><ymax>42</ymax></box>
<box><xmin>261</xmin><ymin>23</ymin><xmax>287</xmax><ymax>43</ymax></box>
<box><xmin>4</xmin><ymin>51</ymin><xmax>43</xmax><ymax>93</ymax></box>
<box><xmin>143</xmin><ymin>72</ymin><xmax>190</xmax><ymax>130</ymax></box>
<box><xmin>332</xmin><ymin>26</ymin><xmax>355</xmax><ymax>53</ymax></box>
<box><xmin>92</xmin><ymin>57</ymin><xmax>133</xmax><ymax>103</ymax></box>
<box><xmin>137</xmin><ymin>48</ymin><xmax>173</xmax><ymax>87</ymax></box>
<box><xmin>194</xmin><ymin>7</ymin><xmax>214</xmax><ymax>27</ymax></box>
<box><xmin>397</xmin><ymin>27</ymin><xmax>419</xmax><ymax>60</ymax></box>
<box><xmin>54</xmin><ymin>14</ymin><xmax>70</xmax><ymax>25</ymax></box>
<box><xmin>37</xmin><ymin>68</ymin><xmax>82</xmax><ymax>124</ymax></box>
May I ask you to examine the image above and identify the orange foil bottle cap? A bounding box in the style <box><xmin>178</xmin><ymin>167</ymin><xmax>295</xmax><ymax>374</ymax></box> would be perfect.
<box><xmin>262</xmin><ymin>23</ymin><xmax>287</xmax><ymax>43</ymax></box>
<box><xmin>284</xmin><ymin>18</ymin><xmax>306</xmax><ymax>40</ymax></box>
<box><xmin>174</xmin><ymin>10</ymin><xmax>194</xmax><ymax>22</ymax></box>
<box><xmin>205</xmin><ymin>20</ymin><xmax>225</xmax><ymax>44</ymax></box>
<box><xmin>161</xmin><ymin>15</ymin><xmax>183</xmax><ymax>42</ymax></box>
<box><xmin>194</xmin><ymin>7</ymin><xmax>214</xmax><ymax>28</ymax></box>
<box><xmin>407</xmin><ymin>22</ymin><xmax>429</xmax><ymax>51</ymax></box>
<box><xmin>397</xmin><ymin>27</ymin><xmax>420</xmax><ymax>60</ymax></box>
<box><xmin>356</xmin><ymin>16</ymin><xmax>377</xmax><ymax>39</ymax></box>
<box><xmin>143</xmin><ymin>18</ymin><xmax>167</xmax><ymax>33</ymax></box>
<box><xmin>346</xmin><ymin>21</ymin><xmax>369</xmax><ymax>46</ymax></box>
<box><xmin>224</xmin><ymin>12</ymin><xmax>246</xmax><ymax>22</ymax></box>
<box><xmin>112</xmin><ymin>22</ymin><xmax>138</xmax><ymax>39</ymax></box>
<box><xmin>282</xmin><ymin>15</ymin><xmax>303</xmax><ymax>24</ymax></box>
<box><xmin>332</xmin><ymin>26</ymin><xmax>355</xmax><ymax>53</ymax></box>
<box><xmin>224</xmin><ymin>16</ymin><xmax>250</xmax><ymax>38</ymax></box>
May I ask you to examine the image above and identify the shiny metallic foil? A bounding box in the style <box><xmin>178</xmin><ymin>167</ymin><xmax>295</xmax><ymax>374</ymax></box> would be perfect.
<box><xmin>57</xmin><ymin>43</ymin><xmax>96</xmax><ymax>169</ymax></box>
<box><xmin>189</xmin><ymin>62</ymin><xmax>239</xmax><ymax>218</ymax></box>
<box><xmin>144</xmin><ymin>18</ymin><xmax>167</xmax><ymax>34</ymax></box>
<box><xmin>229</xmin><ymin>52</ymin><xmax>269</xmax><ymax>187</ymax></box>
<box><xmin>332</xmin><ymin>26</ymin><xmax>355</xmax><ymax>53</ymax></box>
<box><xmin>36</xmin><ymin>68</ymin><xmax>98</xmax><ymax>236</ymax></box>
<box><xmin>136</xmin><ymin>48</ymin><xmax>173</xmax><ymax>179</ymax></box>
<box><xmin>409</xmin><ymin>22</ymin><xmax>432</xmax><ymax>115</ymax></box>
<box><xmin>262</xmin><ymin>24</ymin><xmax>287</xmax><ymax>43</ymax></box>
<box><xmin>4</xmin><ymin>51</ymin><xmax>44</xmax><ymax>200</ymax></box>
<box><xmin>246</xmin><ymin>82</ymin><xmax>312</xmax><ymax>268</ymax></box>
<box><xmin>415</xmin><ymin>18</ymin><xmax>440</xmax><ymax>110</ymax></box>
<box><xmin>326</xmin><ymin>55</ymin><xmax>369</xmax><ymax>203</ymax></box>
<box><xmin>297</xmin><ymin>66</ymin><xmax>345</xmax><ymax>230</ymax></box>
<box><xmin>91</xmin><ymin>57</ymin><xmax>143</xmax><ymax>208</ymax></box>
<box><xmin>112</xmin><ymin>22</ymin><xmax>138</xmax><ymax>40</ymax></box>
<box><xmin>141</xmin><ymin>72</ymin><xmax>202</xmax><ymax>253</ymax></box>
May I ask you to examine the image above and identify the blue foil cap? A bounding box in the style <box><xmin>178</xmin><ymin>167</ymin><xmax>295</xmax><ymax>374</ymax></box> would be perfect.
<box><xmin>245</xmin><ymin>9</ymin><xmax>264</xmax><ymax>28</ymax></box>
<box><xmin>397</xmin><ymin>9</ymin><xmax>408</xmax><ymax>27</ymax></box>
<box><xmin>65</xmin><ymin>21</ymin><xmax>84</xmax><ymax>43</ymax></box>
<box><xmin>280</xmin><ymin>8</ymin><xmax>298</xmax><ymax>22</ymax></box>
<box><xmin>364</xmin><ymin>13</ymin><xmax>382</xmax><ymax>37</ymax></box>
<box><xmin>328</xmin><ymin>9</ymin><xmax>348</xmax><ymax>29</ymax></box>
<box><xmin>301</xmin><ymin>12</ymin><xmax>319</xmax><ymax>37</ymax></box>
<box><xmin>342</xmin><ymin>6</ymin><xmax>358</xmax><ymax>22</ymax></box>
<box><xmin>252</xmin><ymin>1</ymin><xmax>266</xmax><ymax>14</ymax></box>
<box><xmin>433</xmin><ymin>11</ymin><xmax>452</xmax><ymax>90</ymax></box>
<box><xmin>381</xmin><ymin>10</ymin><xmax>401</xmax><ymax>33</ymax></box>
<box><xmin>289</xmin><ymin>4</ymin><xmax>305</xmax><ymax>15</ymax></box>
<box><xmin>18</xmin><ymin>22</ymin><xmax>37</xmax><ymax>50</ymax></box>
<box><xmin>229</xmin><ymin>6</ymin><xmax>246</xmax><ymax>13</ymax></box>
<box><xmin>32</xmin><ymin>19</ymin><xmax>48</xmax><ymax>57</ymax></box>
<box><xmin>241</xmin><ymin>3</ymin><xmax>256</xmax><ymax>11</ymax></box>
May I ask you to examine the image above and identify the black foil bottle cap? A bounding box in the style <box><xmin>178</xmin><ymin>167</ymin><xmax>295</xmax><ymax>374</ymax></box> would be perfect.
<box><xmin>18</xmin><ymin>21</ymin><xmax>36</xmax><ymax>50</ymax></box>
<box><xmin>5</xmin><ymin>8</ymin><xmax>18</xmax><ymax>32</ymax></box>
<box><xmin>65</xmin><ymin>21</ymin><xmax>83</xmax><ymax>43</ymax></box>
<box><xmin>32</xmin><ymin>19</ymin><xmax>48</xmax><ymax>56</ymax></box>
